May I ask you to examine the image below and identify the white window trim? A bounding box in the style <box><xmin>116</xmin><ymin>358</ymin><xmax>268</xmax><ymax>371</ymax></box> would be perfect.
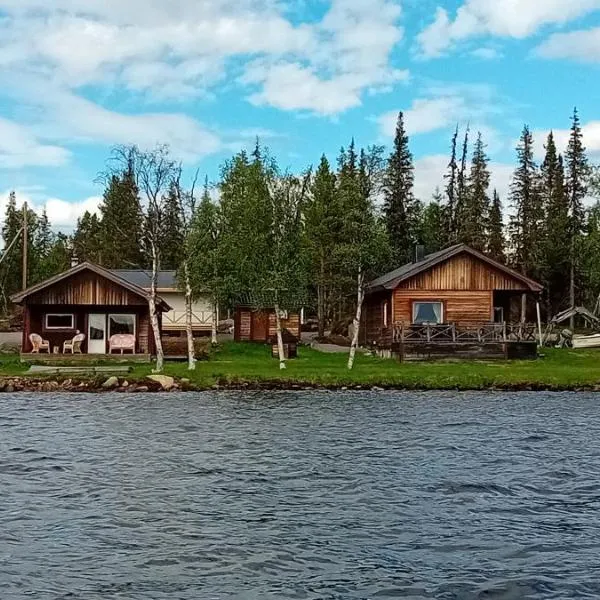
<box><xmin>108</xmin><ymin>314</ymin><xmax>137</xmax><ymax>338</ymax></box>
<box><xmin>412</xmin><ymin>301</ymin><xmax>444</xmax><ymax>324</ymax></box>
<box><xmin>45</xmin><ymin>313</ymin><xmax>75</xmax><ymax>330</ymax></box>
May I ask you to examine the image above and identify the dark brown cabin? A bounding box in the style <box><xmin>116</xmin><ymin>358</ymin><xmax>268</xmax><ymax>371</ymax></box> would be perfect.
<box><xmin>11</xmin><ymin>262</ymin><xmax>171</xmax><ymax>357</ymax></box>
<box><xmin>362</xmin><ymin>244</ymin><xmax>543</xmax><ymax>349</ymax></box>
<box><xmin>234</xmin><ymin>306</ymin><xmax>301</xmax><ymax>343</ymax></box>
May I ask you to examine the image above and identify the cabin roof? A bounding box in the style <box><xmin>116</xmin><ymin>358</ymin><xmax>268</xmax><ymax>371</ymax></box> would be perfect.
<box><xmin>366</xmin><ymin>244</ymin><xmax>543</xmax><ymax>293</ymax></box>
<box><xmin>10</xmin><ymin>262</ymin><xmax>172</xmax><ymax>310</ymax></box>
<box><xmin>111</xmin><ymin>269</ymin><xmax>178</xmax><ymax>291</ymax></box>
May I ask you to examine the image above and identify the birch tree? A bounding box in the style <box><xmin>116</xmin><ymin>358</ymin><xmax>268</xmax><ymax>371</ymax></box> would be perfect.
<box><xmin>106</xmin><ymin>145</ymin><xmax>177</xmax><ymax>372</ymax></box>
<box><xmin>173</xmin><ymin>167</ymin><xmax>199</xmax><ymax>369</ymax></box>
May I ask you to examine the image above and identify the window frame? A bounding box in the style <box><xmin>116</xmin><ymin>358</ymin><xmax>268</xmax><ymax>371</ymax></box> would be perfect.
<box><xmin>44</xmin><ymin>313</ymin><xmax>75</xmax><ymax>330</ymax></box>
<box><xmin>108</xmin><ymin>313</ymin><xmax>137</xmax><ymax>338</ymax></box>
<box><xmin>412</xmin><ymin>301</ymin><xmax>444</xmax><ymax>325</ymax></box>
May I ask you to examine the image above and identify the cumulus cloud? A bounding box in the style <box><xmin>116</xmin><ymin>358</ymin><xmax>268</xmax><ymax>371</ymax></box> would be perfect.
<box><xmin>534</xmin><ymin>27</ymin><xmax>600</xmax><ymax>63</ymax></box>
<box><xmin>0</xmin><ymin>118</ymin><xmax>70</xmax><ymax>169</ymax></box>
<box><xmin>0</xmin><ymin>189</ymin><xmax>101</xmax><ymax>232</ymax></box>
<box><xmin>533</xmin><ymin>120</ymin><xmax>600</xmax><ymax>159</ymax></box>
<box><xmin>414</xmin><ymin>154</ymin><xmax>514</xmax><ymax>204</ymax></box>
<box><xmin>417</xmin><ymin>0</ymin><xmax>600</xmax><ymax>58</ymax></box>
<box><xmin>0</xmin><ymin>0</ymin><xmax>406</xmax><ymax>115</ymax></box>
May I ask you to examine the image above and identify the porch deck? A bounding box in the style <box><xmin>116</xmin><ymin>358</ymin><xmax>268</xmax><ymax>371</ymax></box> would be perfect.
<box><xmin>374</xmin><ymin>322</ymin><xmax>540</xmax><ymax>362</ymax></box>
<box><xmin>20</xmin><ymin>353</ymin><xmax>152</xmax><ymax>364</ymax></box>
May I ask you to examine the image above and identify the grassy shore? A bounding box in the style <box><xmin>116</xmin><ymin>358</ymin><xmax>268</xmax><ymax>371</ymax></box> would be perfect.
<box><xmin>1</xmin><ymin>342</ymin><xmax>600</xmax><ymax>391</ymax></box>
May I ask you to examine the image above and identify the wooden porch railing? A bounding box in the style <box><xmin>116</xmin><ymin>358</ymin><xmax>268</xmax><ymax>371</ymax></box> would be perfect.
<box><xmin>162</xmin><ymin>310</ymin><xmax>213</xmax><ymax>329</ymax></box>
<box><xmin>392</xmin><ymin>322</ymin><xmax>537</xmax><ymax>344</ymax></box>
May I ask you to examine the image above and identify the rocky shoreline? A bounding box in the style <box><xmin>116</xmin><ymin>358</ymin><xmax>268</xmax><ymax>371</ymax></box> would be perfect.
<box><xmin>0</xmin><ymin>375</ymin><xmax>599</xmax><ymax>393</ymax></box>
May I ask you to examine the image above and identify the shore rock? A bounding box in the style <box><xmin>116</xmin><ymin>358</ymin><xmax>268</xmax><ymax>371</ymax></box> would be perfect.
<box><xmin>147</xmin><ymin>375</ymin><xmax>175</xmax><ymax>390</ymax></box>
<box><xmin>102</xmin><ymin>376</ymin><xmax>119</xmax><ymax>389</ymax></box>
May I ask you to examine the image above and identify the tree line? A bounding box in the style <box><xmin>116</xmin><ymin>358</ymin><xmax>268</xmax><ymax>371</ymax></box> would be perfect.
<box><xmin>2</xmin><ymin>109</ymin><xmax>599</xmax><ymax>366</ymax></box>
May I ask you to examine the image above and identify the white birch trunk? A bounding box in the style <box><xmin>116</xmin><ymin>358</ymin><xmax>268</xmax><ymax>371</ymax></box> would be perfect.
<box><xmin>274</xmin><ymin>302</ymin><xmax>286</xmax><ymax>370</ymax></box>
<box><xmin>347</xmin><ymin>269</ymin><xmax>365</xmax><ymax>370</ymax></box>
<box><xmin>149</xmin><ymin>242</ymin><xmax>165</xmax><ymax>373</ymax></box>
<box><xmin>183</xmin><ymin>259</ymin><xmax>196</xmax><ymax>370</ymax></box>
<box><xmin>211</xmin><ymin>300</ymin><xmax>218</xmax><ymax>345</ymax></box>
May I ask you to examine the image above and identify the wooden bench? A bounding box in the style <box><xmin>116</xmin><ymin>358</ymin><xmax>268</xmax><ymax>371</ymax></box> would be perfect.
<box><xmin>108</xmin><ymin>334</ymin><xmax>136</xmax><ymax>354</ymax></box>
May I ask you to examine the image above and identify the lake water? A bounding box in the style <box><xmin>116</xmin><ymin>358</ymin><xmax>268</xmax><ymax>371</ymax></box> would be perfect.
<box><xmin>1</xmin><ymin>391</ymin><xmax>600</xmax><ymax>599</ymax></box>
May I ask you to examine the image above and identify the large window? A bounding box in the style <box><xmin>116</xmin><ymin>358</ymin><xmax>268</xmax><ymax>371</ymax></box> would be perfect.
<box><xmin>45</xmin><ymin>314</ymin><xmax>75</xmax><ymax>330</ymax></box>
<box><xmin>412</xmin><ymin>302</ymin><xmax>443</xmax><ymax>324</ymax></box>
<box><xmin>109</xmin><ymin>314</ymin><xmax>136</xmax><ymax>337</ymax></box>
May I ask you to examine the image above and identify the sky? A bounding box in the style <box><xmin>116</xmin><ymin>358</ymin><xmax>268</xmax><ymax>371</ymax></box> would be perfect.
<box><xmin>0</xmin><ymin>0</ymin><xmax>599</xmax><ymax>232</ymax></box>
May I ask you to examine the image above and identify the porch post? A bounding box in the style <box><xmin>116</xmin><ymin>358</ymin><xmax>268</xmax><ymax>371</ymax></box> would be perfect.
<box><xmin>520</xmin><ymin>293</ymin><xmax>527</xmax><ymax>324</ymax></box>
<box><xmin>536</xmin><ymin>297</ymin><xmax>543</xmax><ymax>348</ymax></box>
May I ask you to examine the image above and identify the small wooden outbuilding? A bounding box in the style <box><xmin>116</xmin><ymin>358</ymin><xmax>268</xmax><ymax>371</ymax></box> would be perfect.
<box><xmin>11</xmin><ymin>262</ymin><xmax>171</xmax><ymax>358</ymax></box>
<box><xmin>234</xmin><ymin>306</ymin><xmax>301</xmax><ymax>343</ymax></box>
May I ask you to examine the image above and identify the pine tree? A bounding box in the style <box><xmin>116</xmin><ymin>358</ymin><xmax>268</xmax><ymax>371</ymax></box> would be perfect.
<box><xmin>32</xmin><ymin>209</ymin><xmax>55</xmax><ymax>283</ymax></box>
<box><xmin>509</xmin><ymin>125</ymin><xmax>543</xmax><ymax>279</ymax></box>
<box><xmin>540</xmin><ymin>132</ymin><xmax>570</xmax><ymax>316</ymax></box>
<box><xmin>487</xmin><ymin>190</ymin><xmax>505</xmax><ymax>262</ymax></box>
<box><xmin>565</xmin><ymin>108</ymin><xmax>589</xmax><ymax>315</ymax></box>
<box><xmin>458</xmin><ymin>131</ymin><xmax>490</xmax><ymax>251</ymax></box>
<box><xmin>98</xmin><ymin>159</ymin><xmax>144</xmax><ymax>269</ymax></box>
<box><xmin>161</xmin><ymin>182</ymin><xmax>184</xmax><ymax>270</ymax></box>
<box><xmin>383</xmin><ymin>112</ymin><xmax>415</xmax><ymax>264</ymax></box>
<box><xmin>415</xmin><ymin>190</ymin><xmax>445</xmax><ymax>254</ymax></box>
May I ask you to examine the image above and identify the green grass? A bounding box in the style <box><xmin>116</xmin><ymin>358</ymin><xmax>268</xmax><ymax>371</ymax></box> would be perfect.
<box><xmin>3</xmin><ymin>342</ymin><xmax>600</xmax><ymax>390</ymax></box>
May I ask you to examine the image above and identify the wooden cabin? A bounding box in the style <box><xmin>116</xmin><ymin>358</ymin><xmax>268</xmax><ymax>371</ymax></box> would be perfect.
<box><xmin>362</xmin><ymin>244</ymin><xmax>543</xmax><ymax>360</ymax></box>
<box><xmin>234</xmin><ymin>306</ymin><xmax>301</xmax><ymax>343</ymax></box>
<box><xmin>11</xmin><ymin>262</ymin><xmax>171</xmax><ymax>360</ymax></box>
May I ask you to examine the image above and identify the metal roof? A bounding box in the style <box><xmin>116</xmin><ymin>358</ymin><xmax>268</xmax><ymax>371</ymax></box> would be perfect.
<box><xmin>366</xmin><ymin>244</ymin><xmax>543</xmax><ymax>293</ymax></box>
<box><xmin>110</xmin><ymin>270</ymin><xmax>178</xmax><ymax>290</ymax></box>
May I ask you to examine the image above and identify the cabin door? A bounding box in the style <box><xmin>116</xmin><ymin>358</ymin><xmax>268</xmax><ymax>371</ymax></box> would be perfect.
<box><xmin>88</xmin><ymin>314</ymin><xmax>107</xmax><ymax>354</ymax></box>
<box><xmin>252</xmin><ymin>311</ymin><xmax>269</xmax><ymax>341</ymax></box>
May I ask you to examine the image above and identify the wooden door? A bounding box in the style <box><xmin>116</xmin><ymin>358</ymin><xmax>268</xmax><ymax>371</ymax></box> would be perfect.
<box><xmin>252</xmin><ymin>311</ymin><xmax>268</xmax><ymax>342</ymax></box>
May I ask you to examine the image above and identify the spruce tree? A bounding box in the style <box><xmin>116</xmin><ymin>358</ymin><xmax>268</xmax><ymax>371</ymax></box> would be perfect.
<box><xmin>443</xmin><ymin>127</ymin><xmax>459</xmax><ymax>244</ymax></box>
<box><xmin>416</xmin><ymin>190</ymin><xmax>445</xmax><ymax>254</ymax></box>
<box><xmin>458</xmin><ymin>131</ymin><xmax>490</xmax><ymax>250</ymax></box>
<box><xmin>73</xmin><ymin>211</ymin><xmax>101</xmax><ymax>263</ymax></box>
<box><xmin>383</xmin><ymin>112</ymin><xmax>415</xmax><ymax>264</ymax></box>
<box><xmin>32</xmin><ymin>209</ymin><xmax>55</xmax><ymax>283</ymax></box>
<box><xmin>454</xmin><ymin>127</ymin><xmax>470</xmax><ymax>241</ymax></box>
<box><xmin>509</xmin><ymin>125</ymin><xmax>543</xmax><ymax>280</ymax></box>
<box><xmin>487</xmin><ymin>190</ymin><xmax>505</xmax><ymax>262</ymax></box>
<box><xmin>565</xmin><ymin>108</ymin><xmax>589</xmax><ymax>315</ymax></box>
<box><xmin>98</xmin><ymin>160</ymin><xmax>144</xmax><ymax>269</ymax></box>
<box><xmin>160</xmin><ymin>182</ymin><xmax>184</xmax><ymax>270</ymax></box>
<box><xmin>540</xmin><ymin>132</ymin><xmax>570</xmax><ymax>316</ymax></box>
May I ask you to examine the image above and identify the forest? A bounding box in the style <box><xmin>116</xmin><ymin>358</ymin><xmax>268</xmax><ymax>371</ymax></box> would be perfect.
<box><xmin>2</xmin><ymin>109</ymin><xmax>600</xmax><ymax>336</ymax></box>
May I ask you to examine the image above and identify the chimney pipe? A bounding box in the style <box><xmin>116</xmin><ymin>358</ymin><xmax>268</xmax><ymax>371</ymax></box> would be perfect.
<box><xmin>414</xmin><ymin>244</ymin><xmax>425</xmax><ymax>263</ymax></box>
<box><xmin>71</xmin><ymin>254</ymin><xmax>79</xmax><ymax>268</ymax></box>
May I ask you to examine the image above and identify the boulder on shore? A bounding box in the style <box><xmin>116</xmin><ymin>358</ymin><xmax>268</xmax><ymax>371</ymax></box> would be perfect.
<box><xmin>147</xmin><ymin>374</ymin><xmax>175</xmax><ymax>390</ymax></box>
<box><xmin>102</xmin><ymin>376</ymin><xmax>119</xmax><ymax>389</ymax></box>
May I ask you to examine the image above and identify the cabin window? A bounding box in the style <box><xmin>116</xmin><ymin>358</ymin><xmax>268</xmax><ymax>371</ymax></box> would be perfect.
<box><xmin>412</xmin><ymin>302</ymin><xmax>443</xmax><ymax>324</ymax></box>
<box><xmin>109</xmin><ymin>314</ymin><xmax>136</xmax><ymax>337</ymax></box>
<box><xmin>45</xmin><ymin>313</ymin><xmax>75</xmax><ymax>330</ymax></box>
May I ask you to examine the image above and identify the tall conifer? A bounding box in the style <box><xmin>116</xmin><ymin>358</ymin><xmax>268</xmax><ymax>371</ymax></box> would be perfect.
<box><xmin>487</xmin><ymin>190</ymin><xmax>505</xmax><ymax>262</ymax></box>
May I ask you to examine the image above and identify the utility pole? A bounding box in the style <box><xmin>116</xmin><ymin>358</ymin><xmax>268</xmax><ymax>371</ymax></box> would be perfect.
<box><xmin>22</xmin><ymin>202</ymin><xmax>28</xmax><ymax>291</ymax></box>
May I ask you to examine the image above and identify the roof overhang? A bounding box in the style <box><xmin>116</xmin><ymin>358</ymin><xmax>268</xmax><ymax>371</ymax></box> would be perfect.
<box><xmin>10</xmin><ymin>262</ymin><xmax>172</xmax><ymax>311</ymax></box>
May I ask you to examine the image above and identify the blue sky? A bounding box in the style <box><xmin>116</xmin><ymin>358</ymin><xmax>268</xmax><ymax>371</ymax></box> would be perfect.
<box><xmin>0</xmin><ymin>0</ymin><xmax>599</xmax><ymax>231</ymax></box>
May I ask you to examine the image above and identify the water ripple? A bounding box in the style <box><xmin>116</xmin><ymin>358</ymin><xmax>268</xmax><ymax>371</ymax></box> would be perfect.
<box><xmin>1</xmin><ymin>391</ymin><xmax>599</xmax><ymax>599</ymax></box>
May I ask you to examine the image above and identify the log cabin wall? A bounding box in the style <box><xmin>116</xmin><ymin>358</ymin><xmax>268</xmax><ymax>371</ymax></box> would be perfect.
<box><xmin>234</xmin><ymin>307</ymin><xmax>301</xmax><ymax>342</ymax></box>
<box><xmin>268</xmin><ymin>312</ymin><xmax>301</xmax><ymax>340</ymax></box>
<box><xmin>399</xmin><ymin>254</ymin><xmax>528</xmax><ymax>291</ymax></box>
<box><xmin>27</xmin><ymin>272</ymin><xmax>147</xmax><ymax>306</ymax></box>
<box><xmin>362</xmin><ymin>291</ymin><xmax>392</xmax><ymax>345</ymax></box>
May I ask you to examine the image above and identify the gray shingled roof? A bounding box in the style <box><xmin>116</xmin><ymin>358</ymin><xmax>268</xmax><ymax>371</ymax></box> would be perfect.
<box><xmin>110</xmin><ymin>270</ymin><xmax>179</xmax><ymax>290</ymax></box>
<box><xmin>366</xmin><ymin>243</ymin><xmax>542</xmax><ymax>293</ymax></box>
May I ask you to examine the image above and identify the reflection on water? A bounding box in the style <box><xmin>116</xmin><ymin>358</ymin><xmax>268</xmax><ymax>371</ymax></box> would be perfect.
<box><xmin>1</xmin><ymin>391</ymin><xmax>600</xmax><ymax>599</ymax></box>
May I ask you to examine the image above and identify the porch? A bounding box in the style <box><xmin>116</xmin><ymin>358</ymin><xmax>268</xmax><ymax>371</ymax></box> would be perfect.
<box><xmin>375</xmin><ymin>322</ymin><xmax>539</xmax><ymax>362</ymax></box>
<box><xmin>20</xmin><ymin>352</ymin><xmax>152</xmax><ymax>364</ymax></box>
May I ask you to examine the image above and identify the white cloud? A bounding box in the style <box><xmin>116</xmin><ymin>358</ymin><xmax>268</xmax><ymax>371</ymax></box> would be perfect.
<box><xmin>533</xmin><ymin>120</ymin><xmax>600</xmax><ymax>159</ymax></box>
<box><xmin>0</xmin><ymin>189</ymin><xmax>101</xmax><ymax>231</ymax></box>
<box><xmin>414</xmin><ymin>154</ymin><xmax>513</xmax><ymax>203</ymax></box>
<box><xmin>471</xmin><ymin>47</ymin><xmax>503</xmax><ymax>60</ymax></box>
<box><xmin>0</xmin><ymin>0</ymin><xmax>406</xmax><ymax>115</ymax></box>
<box><xmin>417</xmin><ymin>0</ymin><xmax>600</xmax><ymax>58</ymax></box>
<box><xmin>0</xmin><ymin>118</ymin><xmax>70</xmax><ymax>169</ymax></box>
<box><xmin>534</xmin><ymin>27</ymin><xmax>600</xmax><ymax>62</ymax></box>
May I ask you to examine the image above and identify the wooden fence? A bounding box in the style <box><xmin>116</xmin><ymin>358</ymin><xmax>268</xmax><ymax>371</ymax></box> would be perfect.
<box><xmin>392</xmin><ymin>322</ymin><xmax>537</xmax><ymax>344</ymax></box>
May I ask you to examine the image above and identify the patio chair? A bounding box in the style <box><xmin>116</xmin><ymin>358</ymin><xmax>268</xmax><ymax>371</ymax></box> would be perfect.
<box><xmin>29</xmin><ymin>333</ymin><xmax>50</xmax><ymax>353</ymax></box>
<box><xmin>63</xmin><ymin>332</ymin><xmax>86</xmax><ymax>354</ymax></box>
